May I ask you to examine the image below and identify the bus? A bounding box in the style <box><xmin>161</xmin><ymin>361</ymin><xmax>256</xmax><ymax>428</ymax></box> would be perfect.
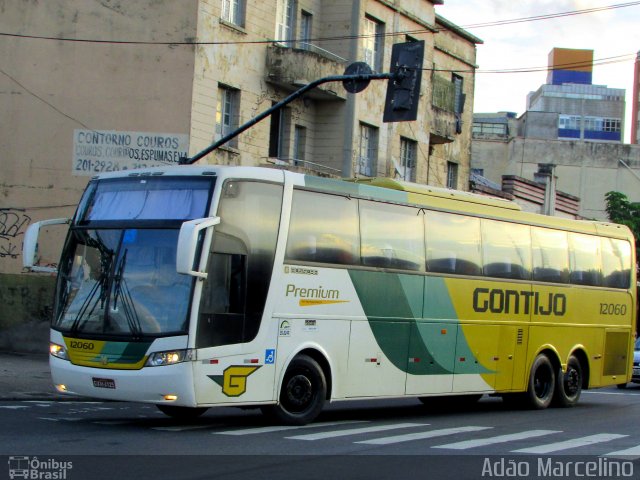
<box><xmin>24</xmin><ymin>165</ymin><xmax>636</xmax><ymax>425</ymax></box>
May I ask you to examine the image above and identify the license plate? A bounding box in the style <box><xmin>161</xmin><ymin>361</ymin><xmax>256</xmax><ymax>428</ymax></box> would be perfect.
<box><xmin>633</xmin><ymin>367</ymin><xmax>640</xmax><ymax>376</ymax></box>
<box><xmin>92</xmin><ymin>377</ymin><xmax>116</xmax><ymax>389</ymax></box>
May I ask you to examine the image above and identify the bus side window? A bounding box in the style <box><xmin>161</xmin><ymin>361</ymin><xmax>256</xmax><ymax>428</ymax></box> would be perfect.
<box><xmin>601</xmin><ymin>237</ymin><xmax>631</xmax><ymax>289</ymax></box>
<box><xmin>531</xmin><ymin>227</ymin><xmax>570</xmax><ymax>284</ymax></box>
<box><xmin>425</xmin><ymin>211</ymin><xmax>482</xmax><ymax>276</ymax></box>
<box><xmin>197</xmin><ymin>253</ymin><xmax>247</xmax><ymax>348</ymax></box>
<box><xmin>285</xmin><ymin>190</ymin><xmax>360</xmax><ymax>266</ymax></box>
<box><xmin>569</xmin><ymin>232</ymin><xmax>602</xmax><ymax>287</ymax></box>
<box><xmin>482</xmin><ymin>220</ymin><xmax>531</xmax><ymax>280</ymax></box>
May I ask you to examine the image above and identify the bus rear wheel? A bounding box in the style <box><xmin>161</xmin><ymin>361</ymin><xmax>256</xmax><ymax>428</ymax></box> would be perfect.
<box><xmin>524</xmin><ymin>353</ymin><xmax>556</xmax><ymax>409</ymax></box>
<box><xmin>553</xmin><ymin>355</ymin><xmax>582</xmax><ymax>407</ymax></box>
<box><xmin>156</xmin><ymin>405</ymin><xmax>209</xmax><ymax>419</ymax></box>
<box><xmin>261</xmin><ymin>354</ymin><xmax>326</xmax><ymax>426</ymax></box>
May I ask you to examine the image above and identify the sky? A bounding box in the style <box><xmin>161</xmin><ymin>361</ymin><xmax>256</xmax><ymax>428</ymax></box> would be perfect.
<box><xmin>434</xmin><ymin>1</ymin><xmax>640</xmax><ymax>142</ymax></box>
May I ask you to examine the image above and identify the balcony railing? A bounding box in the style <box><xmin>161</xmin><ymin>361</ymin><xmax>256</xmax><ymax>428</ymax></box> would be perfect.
<box><xmin>265</xmin><ymin>44</ymin><xmax>348</xmax><ymax>100</ymax></box>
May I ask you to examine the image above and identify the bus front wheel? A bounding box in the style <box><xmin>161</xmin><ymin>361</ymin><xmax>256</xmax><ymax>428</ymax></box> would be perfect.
<box><xmin>553</xmin><ymin>355</ymin><xmax>582</xmax><ymax>407</ymax></box>
<box><xmin>261</xmin><ymin>354</ymin><xmax>327</xmax><ymax>426</ymax></box>
<box><xmin>525</xmin><ymin>354</ymin><xmax>556</xmax><ymax>409</ymax></box>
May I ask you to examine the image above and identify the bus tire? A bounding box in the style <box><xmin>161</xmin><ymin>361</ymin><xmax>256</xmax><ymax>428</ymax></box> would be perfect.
<box><xmin>262</xmin><ymin>354</ymin><xmax>326</xmax><ymax>426</ymax></box>
<box><xmin>156</xmin><ymin>405</ymin><xmax>208</xmax><ymax>419</ymax></box>
<box><xmin>524</xmin><ymin>354</ymin><xmax>555</xmax><ymax>409</ymax></box>
<box><xmin>553</xmin><ymin>355</ymin><xmax>582</xmax><ymax>407</ymax></box>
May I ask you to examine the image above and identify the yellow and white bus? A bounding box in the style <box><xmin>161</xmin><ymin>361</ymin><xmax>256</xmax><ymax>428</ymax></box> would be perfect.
<box><xmin>24</xmin><ymin>166</ymin><xmax>636</xmax><ymax>424</ymax></box>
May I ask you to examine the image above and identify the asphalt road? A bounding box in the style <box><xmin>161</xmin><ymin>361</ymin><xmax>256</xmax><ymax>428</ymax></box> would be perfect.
<box><xmin>2</xmin><ymin>386</ymin><xmax>640</xmax><ymax>480</ymax></box>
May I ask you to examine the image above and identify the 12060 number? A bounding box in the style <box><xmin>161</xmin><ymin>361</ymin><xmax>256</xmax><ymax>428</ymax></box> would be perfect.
<box><xmin>600</xmin><ymin>303</ymin><xmax>627</xmax><ymax>316</ymax></box>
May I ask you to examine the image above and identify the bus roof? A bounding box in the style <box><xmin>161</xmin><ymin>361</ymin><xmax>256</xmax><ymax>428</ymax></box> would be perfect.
<box><xmin>88</xmin><ymin>165</ymin><xmax>633</xmax><ymax>242</ymax></box>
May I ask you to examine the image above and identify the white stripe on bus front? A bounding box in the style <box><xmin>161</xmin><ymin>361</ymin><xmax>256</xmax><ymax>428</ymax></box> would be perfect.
<box><xmin>512</xmin><ymin>433</ymin><xmax>628</xmax><ymax>454</ymax></box>
<box><xmin>355</xmin><ymin>426</ymin><xmax>492</xmax><ymax>445</ymax></box>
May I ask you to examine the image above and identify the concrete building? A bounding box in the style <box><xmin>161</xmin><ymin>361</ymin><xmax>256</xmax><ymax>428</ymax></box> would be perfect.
<box><xmin>0</xmin><ymin>1</ymin><xmax>481</xmax><ymax>345</ymax></box>
<box><xmin>471</xmin><ymin>48</ymin><xmax>640</xmax><ymax>221</ymax></box>
<box><xmin>472</xmin><ymin>111</ymin><xmax>640</xmax><ymax>220</ymax></box>
<box><xmin>527</xmin><ymin>48</ymin><xmax>625</xmax><ymax>143</ymax></box>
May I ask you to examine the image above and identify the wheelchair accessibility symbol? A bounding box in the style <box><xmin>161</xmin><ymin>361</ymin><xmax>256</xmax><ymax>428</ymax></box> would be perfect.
<box><xmin>265</xmin><ymin>349</ymin><xmax>275</xmax><ymax>364</ymax></box>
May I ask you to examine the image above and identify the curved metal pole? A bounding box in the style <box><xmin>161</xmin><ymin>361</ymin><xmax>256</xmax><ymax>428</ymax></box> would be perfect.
<box><xmin>179</xmin><ymin>72</ymin><xmax>392</xmax><ymax>165</ymax></box>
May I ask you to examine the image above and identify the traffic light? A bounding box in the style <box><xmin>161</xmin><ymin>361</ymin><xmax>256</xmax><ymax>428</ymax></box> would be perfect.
<box><xmin>383</xmin><ymin>40</ymin><xmax>424</xmax><ymax>123</ymax></box>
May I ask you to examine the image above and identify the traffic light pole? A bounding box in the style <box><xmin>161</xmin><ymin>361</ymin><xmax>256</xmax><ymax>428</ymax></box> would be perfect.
<box><xmin>178</xmin><ymin>71</ymin><xmax>394</xmax><ymax>165</ymax></box>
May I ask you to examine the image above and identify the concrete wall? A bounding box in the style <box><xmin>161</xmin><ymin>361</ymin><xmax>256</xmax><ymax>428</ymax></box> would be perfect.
<box><xmin>1</xmin><ymin>1</ymin><xmax>198</xmax><ymax>350</ymax></box>
<box><xmin>1</xmin><ymin>0</ymin><xmax>197</xmax><ymax>276</ymax></box>
<box><xmin>472</xmin><ymin>135</ymin><xmax>640</xmax><ymax>220</ymax></box>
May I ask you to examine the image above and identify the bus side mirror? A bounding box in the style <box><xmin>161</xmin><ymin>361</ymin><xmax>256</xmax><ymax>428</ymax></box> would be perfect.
<box><xmin>23</xmin><ymin>218</ymin><xmax>70</xmax><ymax>273</ymax></box>
<box><xmin>176</xmin><ymin>217</ymin><xmax>221</xmax><ymax>278</ymax></box>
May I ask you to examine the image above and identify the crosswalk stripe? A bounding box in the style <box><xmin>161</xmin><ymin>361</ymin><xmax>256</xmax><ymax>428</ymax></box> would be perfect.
<box><xmin>153</xmin><ymin>424</ymin><xmax>220</xmax><ymax>432</ymax></box>
<box><xmin>432</xmin><ymin>429</ymin><xmax>561</xmax><ymax>450</ymax></box>
<box><xmin>214</xmin><ymin>420</ymin><xmax>367</xmax><ymax>436</ymax></box>
<box><xmin>356</xmin><ymin>426</ymin><xmax>492</xmax><ymax>445</ymax></box>
<box><xmin>513</xmin><ymin>434</ymin><xmax>628</xmax><ymax>454</ymax></box>
<box><xmin>286</xmin><ymin>423</ymin><xmax>427</xmax><ymax>441</ymax></box>
<box><xmin>603</xmin><ymin>445</ymin><xmax>640</xmax><ymax>459</ymax></box>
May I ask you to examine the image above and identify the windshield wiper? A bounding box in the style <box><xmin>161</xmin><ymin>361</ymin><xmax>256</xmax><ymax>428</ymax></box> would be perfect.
<box><xmin>111</xmin><ymin>248</ymin><xmax>143</xmax><ymax>339</ymax></box>
<box><xmin>69</xmin><ymin>232</ymin><xmax>113</xmax><ymax>334</ymax></box>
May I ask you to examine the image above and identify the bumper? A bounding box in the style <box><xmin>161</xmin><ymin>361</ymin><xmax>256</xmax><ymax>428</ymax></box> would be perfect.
<box><xmin>50</xmin><ymin>355</ymin><xmax>197</xmax><ymax>406</ymax></box>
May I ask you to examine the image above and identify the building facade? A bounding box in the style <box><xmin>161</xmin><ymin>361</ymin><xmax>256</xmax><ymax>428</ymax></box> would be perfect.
<box><xmin>1</xmin><ymin>0</ymin><xmax>480</xmax><ymax>347</ymax></box>
<box><xmin>471</xmin><ymin>47</ymin><xmax>639</xmax><ymax>221</ymax></box>
<box><xmin>527</xmin><ymin>48</ymin><xmax>625</xmax><ymax>143</ymax></box>
<box><xmin>472</xmin><ymin>111</ymin><xmax>640</xmax><ymax>220</ymax></box>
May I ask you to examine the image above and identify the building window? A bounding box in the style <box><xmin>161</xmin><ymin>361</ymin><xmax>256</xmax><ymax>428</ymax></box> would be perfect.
<box><xmin>558</xmin><ymin>115</ymin><xmax>581</xmax><ymax>130</ymax></box>
<box><xmin>363</xmin><ymin>16</ymin><xmax>384</xmax><ymax>72</ymax></box>
<box><xmin>472</xmin><ymin>122</ymin><xmax>507</xmax><ymax>135</ymax></box>
<box><xmin>452</xmin><ymin>74</ymin><xmax>464</xmax><ymax>114</ymax></box>
<box><xmin>216</xmin><ymin>86</ymin><xmax>240</xmax><ymax>148</ymax></box>
<box><xmin>293</xmin><ymin>125</ymin><xmax>306</xmax><ymax>165</ymax></box>
<box><xmin>358</xmin><ymin>123</ymin><xmax>378</xmax><ymax>177</ymax></box>
<box><xmin>603</xmin><ymin>118</ymin><xmax>621</xmax><ymax>132</ymax></box>
<box><xmin>299</xmin><ymin>11</ymin><xmax>312</xmax><ymax>50</ymax></box>
<box><xmin>276</xmin><ymin>0</ymin><xmax>296</xmax><ymax>44</ymax></box>
<box><xmin>399</xmin><ymin>137</ymin><xmax>417</xmax><ymax>182</ymax></box>
<box><xmin>269</xmin><ymin>104</ymin><xmax>291</xmax><ymax>159</ymax></box>
<box><xmin>446</xmin><ymin>161</ymin><xmax>458</xmax><ymax>189</ymax></box>
<box><xmin>221</xmin><ymin>0</ymin><xmax>245</xmax><ymax>27</ymax></box>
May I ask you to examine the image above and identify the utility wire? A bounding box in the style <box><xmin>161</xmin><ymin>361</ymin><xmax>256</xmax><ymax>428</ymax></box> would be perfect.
<box><xmin>0</xmin><ymin>2</ymin><xmax>638</xmax><ymax>46</ymax></box>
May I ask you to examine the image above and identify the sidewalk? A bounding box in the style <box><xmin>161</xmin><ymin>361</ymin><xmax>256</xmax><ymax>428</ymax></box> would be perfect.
<box><xmin>0</xmin><ymin>352</ymin><xmax>69</xmax><ymax>401</ymax></box>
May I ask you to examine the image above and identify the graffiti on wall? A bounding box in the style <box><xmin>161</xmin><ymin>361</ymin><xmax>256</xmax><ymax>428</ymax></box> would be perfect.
<box><xmin>0</xmin><ymin>209</ymin><xmax>31</xmax><ymax>259</ymax></box>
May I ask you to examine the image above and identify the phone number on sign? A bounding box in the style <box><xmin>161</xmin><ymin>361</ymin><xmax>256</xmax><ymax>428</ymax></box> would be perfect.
<box><xmin>74</xmin><ymin>158</ymin><xmax>156</xmax><ymax>173</ymax></box>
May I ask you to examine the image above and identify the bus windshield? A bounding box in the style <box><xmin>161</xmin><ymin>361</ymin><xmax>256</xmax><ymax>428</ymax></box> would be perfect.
<box><xmin>53</xmin><ymin>175</ymin><xmax>214</xmax><ymax>338</ymax></box>
<box><xmin>54</xmin><ymin>229</ymin><xmax>192</xmax><ymax>337</ymax></box>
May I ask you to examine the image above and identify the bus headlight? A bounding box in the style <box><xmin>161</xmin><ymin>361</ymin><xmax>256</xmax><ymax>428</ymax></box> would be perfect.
<box><xmin>145</xmin><ymin>349</ymin><xmax>196</xmax><ymax>367</ymax></box>
<box><xmin>49</xmin><ymin>342</ymin><xmax>68</xmax><ymax>360</ymax></box>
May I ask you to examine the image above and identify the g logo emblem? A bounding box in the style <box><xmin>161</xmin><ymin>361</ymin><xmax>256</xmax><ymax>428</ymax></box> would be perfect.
<box><xmin>210</xmin><ymin>366</ymin><xmax>261</xmax><ymax>397</ymax></box>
